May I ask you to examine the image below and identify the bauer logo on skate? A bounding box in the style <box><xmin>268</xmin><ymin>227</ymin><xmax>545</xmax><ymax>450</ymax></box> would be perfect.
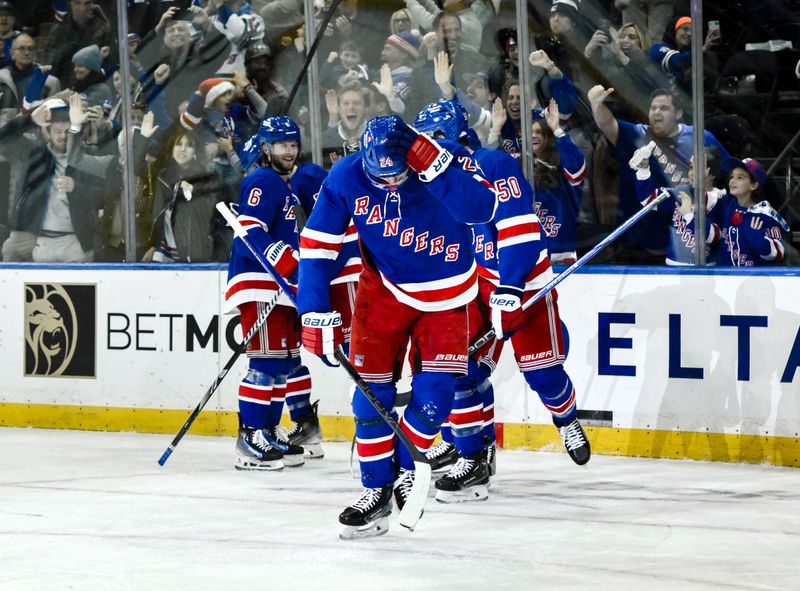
<box><xmin>24</xmin><ymin>283</ymin><xmax>96</xmax><ymax>378</ymax></box>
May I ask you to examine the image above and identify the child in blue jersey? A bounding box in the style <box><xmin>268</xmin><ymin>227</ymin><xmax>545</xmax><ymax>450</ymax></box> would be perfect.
<box><xmin>414</xmin><ymin>100</ymin><xmax>591</xmax><ymax>504</ymax></box>
<box><xmin>531</xmin><ymin>98</ymin><xmax>586</xmax><ymax>264</ymax></box>
<box><xmin>297</xmin><ymin>115</ymin><xmax>497</xmax><ymax>539</ymax></box>
<box><xmin>631</xmin><ymin>143</ymin><xmax>724</xmax><ymax>265</ymax></box>
<box><xmin>225</xmin><ymin>117</ymin><xmax>330</xmax><ymax>471</ymax></box>
<box><xmin>708</xmin><ymin>158</ymin><xmax>789</xmax><ymax>267</ymax></box>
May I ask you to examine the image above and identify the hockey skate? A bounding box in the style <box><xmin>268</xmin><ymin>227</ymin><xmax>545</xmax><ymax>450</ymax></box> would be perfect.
<box><xmin>339</xmin><ymin>486</ymin><xmax>393</xmax><ymax>540</ymax></box>
<box><xmin>264</xmin><ymin>425</ymin><xmax>306</xmax><ymax>467</ymax></box>
<box><xmin>425</xmin><ymin>440</ymin><xmax>458</xmax><ymax>472</ymax></box>
<box><xmin>485</xmin><ymin>442</ymin><xmax>497</xmax><ymax>477</ymax></box>
<box><xmin>234</xmin><ymin>426</ymin><xmax>285</xmax><ymax>471</ymax></box>
<box><xmin>286</xmin><ymin>400</ymin><xmax>324</xmax><ymax>459</ymax></box>
<box><xmin>434</xmin><ymin>453</ymin><xmax>490</xmax><ymax>503</ymax></box>
<box><xmin>556</xmin><ymin>418</ymin><xmax>591</xmax><ymax>466</ymax></box>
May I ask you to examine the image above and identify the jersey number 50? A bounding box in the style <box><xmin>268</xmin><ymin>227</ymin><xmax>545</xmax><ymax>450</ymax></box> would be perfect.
<box><xmin>495</xmin><ymin>177</ymin><xmax>522</xmax><ymax>202</ymax></box>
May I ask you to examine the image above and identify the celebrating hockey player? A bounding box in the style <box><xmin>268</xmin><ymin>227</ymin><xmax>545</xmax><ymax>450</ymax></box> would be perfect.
<box><xmin>414</xmin><ymin>100</ymin><xmax>591</xmax><ymax>504</ymax></box>
<box><xmin>225</xmin><ymin>116</ymin><xmax>327</xmax><ymax>470</ymax></box>
<box><xmin>297</xmin><ymin>115</ymin><xmax>497</xmax><ymax>539</ymax></box>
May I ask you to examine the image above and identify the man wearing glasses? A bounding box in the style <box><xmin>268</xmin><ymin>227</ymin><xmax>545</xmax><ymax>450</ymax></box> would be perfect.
<box><xmin>0</xmin><ymin>34</ymin><xmax>60</xmax><ymax>121</ymax></box>
<box><xmin>44</xmin><ymin>0</ymin><xmax>115</xmax><ymax>84</ymax></box>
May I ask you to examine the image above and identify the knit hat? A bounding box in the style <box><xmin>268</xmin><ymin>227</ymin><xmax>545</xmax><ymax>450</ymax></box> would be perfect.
<box><xmin>72</xmin><ymin>44</ymin><xmax>103</xmax><ymax>73</ymax></box>
<box><xmin>385</xmin><ymin>30</ymin><xmax>421</xmax><ymax>60</ymax></box>
<box><xmin>198</xmin><ymin>78</ymin><xmax>235</xmax><ymax>108</ymax></box>
<box><xmin>550</xmin><ymin>0</ymin><xmax>580</xmax><ymax>22</ymax></box>
<box><xmin>675</xmin><ymin>16</ymin><xmax>692</xmax><ymax>31</ymax></box>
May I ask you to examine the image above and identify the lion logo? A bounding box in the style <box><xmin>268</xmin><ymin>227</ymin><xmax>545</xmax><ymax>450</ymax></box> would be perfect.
<box><xmin>25</xmin><ymin>284</ymin><xmax>78</xmax><ymax>376</ymax></box>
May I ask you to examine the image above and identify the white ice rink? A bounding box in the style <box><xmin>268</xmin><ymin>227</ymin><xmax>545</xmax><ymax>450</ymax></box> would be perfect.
<box><xmin>1</xmin><ymin>428</ymin><xmax>798</xmax><ymax>591</ymax></box>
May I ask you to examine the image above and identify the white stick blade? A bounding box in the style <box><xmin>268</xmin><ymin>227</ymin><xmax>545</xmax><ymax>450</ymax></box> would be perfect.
<box><xmin>398</xmin><ymin>461</ymin><xmax>431</xmax><ymax>530</ymax></box>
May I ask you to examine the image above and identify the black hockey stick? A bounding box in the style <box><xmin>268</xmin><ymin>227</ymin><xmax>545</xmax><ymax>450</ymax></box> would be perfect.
<box><xmin>217</xmin><ymin>202</ymin><xmax>431</xmax><ymax>530</ymax></box>
<box><xmin>157</xmin><ymin>287</ymin><xmax>284</xmax><ymax>466</ymax></box>
<box><xmin>282</xmin><ymin>0</ymin><xmax>344</xmax><ymax>115</ymax></box>
<box><xmin>469</xmin><ymin>189</ymin><xmax>670</xmax><ymax>355</ymax></box>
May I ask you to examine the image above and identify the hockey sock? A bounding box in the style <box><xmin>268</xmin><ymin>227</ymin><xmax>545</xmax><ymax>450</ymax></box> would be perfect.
<box><xmin>440</xmin><ymin>423</ymin><xmax>454</xmax><ymax>444</ymax></box>
<box><xmin>473</xmin><ymin>361</ymin><xmax>496</xmax><ymax>445</ymax></box>
<box><xmin>523</xmin><ymin>365</ymin><xmax>577</xmax><ymax>426</ymax></box>
<box><xmin>285</xmin><ymin>364</ymin><xmax>313</xmax><ymax>421</ymax></box>
<box><xmin>396</xmin><ymin>372</ymin><xmax>456</xmax><ymax>470</ymax></box>
<box><xmin>448</xmin><ymin>374</ymin><xmax>485</xmax><ymax>457</ymax></box>
<box><xmin>353</xmin><ymin>382</ymin><xmax>398</xmax><ymax>488</ymax></box>
<box><xmin>238</xmin><ymin>367</ymin><xmax>274</xmax><ymax>429</ymax></box>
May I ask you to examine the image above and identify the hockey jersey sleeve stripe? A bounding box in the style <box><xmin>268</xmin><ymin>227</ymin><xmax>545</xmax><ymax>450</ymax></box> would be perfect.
<box><xmin>763</xmin><ymin>237</ymin><xmax>784</xmax><ymax>261</ymax></box>
<box><xmin>330</xmin><ymin>259</ymin><xmax>363</xmax><ymax>285</ymax></box>
<box><xmin>238</xmin><ymin>215</ymin><xmax>267</xmax><ymax>231</ymax></box>
<box><xmin>301</xmin><ymin>227</ymin><xmax>346</xmax><ymax>245</ymax></box>
<box><xmin>563</xmin><ymin>161</ymin><xmax>587</xmax><ymax>185</ymax></box>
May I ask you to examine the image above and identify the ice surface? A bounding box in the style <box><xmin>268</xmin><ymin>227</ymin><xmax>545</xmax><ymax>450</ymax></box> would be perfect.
<box><xmin>1</xmin><ymin>428</ymin><xmax>798</xmax><ymax>590</ymax></box>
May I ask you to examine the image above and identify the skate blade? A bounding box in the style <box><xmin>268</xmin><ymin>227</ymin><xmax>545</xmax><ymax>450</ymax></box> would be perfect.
<box><xmin>339</xmin><ymin>516</ymin><xmax>389</xmax><ymax>540</ymax></box>
<box><xmin>301</xmin><ymin>443</ymin><xmax>325</xmax><ymax>459</ymax></box>
<box><xmin>234</xmin><ymin>456</ymin><xmax>285</xmax><ymax>471</ymax></box>
<box><xmin>434</xmin><ymin>484</ymin><xmax>489</xmax><ymax>504</ymax></box>
<box><xmin>281</xmin><ymin>454</ymin><xmax>306</xmax><ymax>468</ymax></box>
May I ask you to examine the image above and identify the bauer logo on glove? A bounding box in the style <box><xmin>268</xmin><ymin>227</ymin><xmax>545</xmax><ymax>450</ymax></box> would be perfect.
<box><xmin>301</xmin><ymin>311</ymin><xmax>344</xmax><ymax>367</ymax></box>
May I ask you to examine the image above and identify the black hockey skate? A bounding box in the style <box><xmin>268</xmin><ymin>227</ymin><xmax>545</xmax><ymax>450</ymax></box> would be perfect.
<box><xmin>234</xmin><ymin>426</ymin><xmax>284</xmax><ymax>471</ymax></box>
<box><xmin>393</xmin><ymin>468</ymin><xmax>416</xmax><ymax>513</ymax></box>
<box><xmin>434</xmin><ymin>453</ymin><xmax>490</xmax><ymax>503</ymax></box>
<box><xmin>556</xmin><ymin>418</ymin><xmax>591</xmax><ymax>466</ymax></box>
<box><xmin>485</xmin><ymin>442</ymin><xmax>497</xmax><ymax>477</ymax></box>
<box><xmin>425</xmin><ymin>440</ymin><xmax>458</xmax><ymax>472</ymax></box>
<box><xmin>339</xmin><ymin>486</ymin><xmax>393</xmax><ymax>540</ymax></box>
<box><xmin>264</xmin><ymin>425</ymin><xmax>306</xmax><ymax>467</ymax></box>
<box><xmin>286</xmin><ymin>400</ymin><xmax>324</xmax><ymax>459</ymax></box>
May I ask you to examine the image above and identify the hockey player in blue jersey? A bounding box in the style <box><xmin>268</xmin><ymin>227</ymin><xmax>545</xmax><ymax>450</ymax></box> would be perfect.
<box><xmin>297</xmin><ymin>115</ymin><xmax>497</xmax><ymax>538</ymax></box>
<box><xmin>226</xmin><ymin>116</ymin><xmax>328</xmax><ymax>470</ymax></box>
<box><xmin>414</xmin><ymin>100</ymin><xmax>591</xmax><ymax>503</ymax></box>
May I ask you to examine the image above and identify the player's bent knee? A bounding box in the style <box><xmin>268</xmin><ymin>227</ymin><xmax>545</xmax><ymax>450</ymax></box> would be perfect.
<box><xmin>352</xmin><ymin>382</ymin><xmax>397</xmax><ymax>418</ymax></box>
<box><xmin>523</xmin><ymin>364</ymin><xmax>569</xmax><ymax>397</ymax></box>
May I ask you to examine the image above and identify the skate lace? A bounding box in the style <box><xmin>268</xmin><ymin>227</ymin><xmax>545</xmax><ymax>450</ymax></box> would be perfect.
<box><xmin>351</xmin><ymin>488</ymin><xmax>382</xmax><ymax>511</ymax></box>
<box><xmin>446</xmin><ymin>456</ymin><xmax>474</xmax><ymax>479</ymax></box>
<box><xmin>270</xmin><ymin>425</ymin><xmax>291</xmax><ymax>444</ymax></box>
<box><xmin>426</xmin><ymin>441</ymin><xmax>453</xmax><ymax>460</ymax></box>
<box><xmin>286</xmin><ymin>422</ymin><xmax>302</xmax><ymax>439</ymax></box>
<box><xmin>560</xmin><ymin>421</ymin><xmax>586</xmax><ymax>452</ymax></box>
<box><xmin>395</xmin><ymin>469</ymin><xmax>415</xmax><ymax>500</ymax></box>
<box><xmin>250</xmin><ymin>429</ymin><xmax>273</xmax><ymax>452</ymax></box>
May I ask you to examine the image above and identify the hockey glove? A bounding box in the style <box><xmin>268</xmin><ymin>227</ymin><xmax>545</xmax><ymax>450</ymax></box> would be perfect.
<box><xmin>385</xmin><ymin>119</ymin><xmax>453</xmax><ymax>182</ymax></box>
<box><xmin>264</xmin><ymin>240</ymin><xmax>299</xmax><ymax>281</ymax></box>
<box><xmin>489</xmin><ymin>286</ymin><xmax>526</xmax><ymax>341</ymax></box>
<box><xmin>301</xmin><ymin>311</ymin><xmax>344</xmax><ymax>367</ymax></box>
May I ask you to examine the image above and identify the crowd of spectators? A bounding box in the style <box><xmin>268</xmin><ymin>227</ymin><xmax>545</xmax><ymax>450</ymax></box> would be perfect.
<box><xmin>0</xmin><ymin>0</ymin><xmax>797</xmax><ymax>265</ymax></box>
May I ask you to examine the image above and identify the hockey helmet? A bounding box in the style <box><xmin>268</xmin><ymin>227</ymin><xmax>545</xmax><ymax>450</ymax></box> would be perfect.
<box><xmin>258</xmin><ymin>116</ymin><xmax>301</xmax><ymax>152</ymax></box>
<box><xmin>413</xmin><ymin>100</ymin><xmax>469</xmax><ymax>141</ymax></box>
<box><xmin>361</xmin><ymin>115</ymin><xmax>408</xmax><ymax>180</ymax></box>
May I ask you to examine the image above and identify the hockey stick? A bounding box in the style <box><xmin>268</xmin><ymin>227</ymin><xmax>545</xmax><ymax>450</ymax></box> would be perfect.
<box><xmin>217</xmin><ymin>201</ymin><xmax>431</xmax><ymax>531</ymax></box>
<box><xmin>282</xmin><ymin>0</ymin><xmax>344</xmax><ymax>115</ymax></box>
<box><xmin>469</xmin><ymin>189</ymin><xmax>670</xmax><ymax>355</ymax></box>
<box><xmin>157</xmin><ymin>287</ymin><xmax>283</xmax><ymax>466</ymax></box>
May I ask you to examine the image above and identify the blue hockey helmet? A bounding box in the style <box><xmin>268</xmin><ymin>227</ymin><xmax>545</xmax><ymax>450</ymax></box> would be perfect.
<box><xmin>239</xmin><ymin>133</ymin><xmax>262</xmax><ymax>172</ymax></box>
<box><xmin>413</xmin><ymin>100</ymin><xmax>469</xmax><ymax>141</ymax></box>
<box><xmin>257</xmin><ymin>116</ymin><xmax>301</xmax><ymax>151</ymax></box>
<box><xmin>361</xmin><ymin>115</ymin><xmax>408</xmax><ymax>180</ymax></box>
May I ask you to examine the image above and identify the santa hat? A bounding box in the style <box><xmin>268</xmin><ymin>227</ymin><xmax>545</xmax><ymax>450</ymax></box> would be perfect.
<box><xmin>198</xmin><ymin>78</ymin><xmax>235</xmax><ymax>108</ymax></box>
<box><xmin>385</xmin><ymin>31</ymin><xmax>421</xmax><ymax>60</ymax></box>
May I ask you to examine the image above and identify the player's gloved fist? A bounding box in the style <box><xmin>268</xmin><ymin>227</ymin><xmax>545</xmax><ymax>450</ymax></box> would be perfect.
<box><xmin>489</xmin><ymin>286</ymin><xmax>525</xmax><ymax>340</ymax></box>
<box><xmin>301</xmin><ymin>311</ymin><xmax>344</xmax><ymax>367</ymax></box>
<box><xmin>385</xmin><ymin>119</ymin><xmax>453</xmax><ymax>182</ymax></box>
<box><xmin>264</xmin><ymin>240</ymin><xmax>298</xmax><ymax>280</ymax></box>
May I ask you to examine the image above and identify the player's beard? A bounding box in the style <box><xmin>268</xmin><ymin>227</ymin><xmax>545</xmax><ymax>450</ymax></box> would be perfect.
<box><xmin>269</xmin><ymin>154</ymin><xmax>297</xmax><ymax>175</ymax></box>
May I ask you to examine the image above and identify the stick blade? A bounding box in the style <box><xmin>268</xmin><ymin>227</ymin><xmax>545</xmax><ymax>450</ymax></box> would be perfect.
<box><xmin>398</xmin><ymin>461</ymin><xmax>431</xmax><ymax>530</ymax></box>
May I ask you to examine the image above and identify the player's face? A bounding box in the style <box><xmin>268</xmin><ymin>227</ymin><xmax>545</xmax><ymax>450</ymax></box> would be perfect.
<box><xmin>172</xmin><ymin>135</ymin><xmax>196</xmax><ymax>166</ymax></box>
<box><xmin>618</xmin><ymin>26</ymin><xmax>642</xmax><ymax>54</ymax></box>
<box><xmin>377</xmin><ymin>168</ymin><xmax>409</xmax><ymax>187</ymax></box>
<box><xmin>531</xmin><ymin>121</ymin><xmax>547</xmax><ymax>156</ymax></box>
<box><xmin>269</xmin><ymin>140</ymin><xmax>299</xmax><ymax>173</ymax></box>
<box><xmin>505</xmin><ymin>85</ymin><xmax>521</xmax><ymax>122</ymax></box>
<box><xmin>648</xmin><ymin>95</ymin><xmax>681</xmax><ymax>137</ymax></box>
<box><xmin>728</xmin><ymin>168</ymin><xmax>757</xmax><ymax>198</ymax></box>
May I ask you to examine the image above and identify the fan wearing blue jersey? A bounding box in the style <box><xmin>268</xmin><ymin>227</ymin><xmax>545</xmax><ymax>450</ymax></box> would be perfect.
<box><xmin>297</xmin><ymin>115</ymin><xmax>497</xmax><ymax>539</ymax></box>
<box><xmin>226</xmin><ymin>116</ymin><xmax>322</xmax><ymax>471</ymax></box>
<box><xmin>414</xmin><ymin>100</ymin><xmax>591</xmax><ymax>504</ymax></box>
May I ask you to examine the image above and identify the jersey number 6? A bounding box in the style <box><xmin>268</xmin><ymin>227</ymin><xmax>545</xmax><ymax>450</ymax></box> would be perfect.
<box><xmin>248</xmin><ymin>187</ymin><xmax>262</xmax><ymax>206</ymax></box>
